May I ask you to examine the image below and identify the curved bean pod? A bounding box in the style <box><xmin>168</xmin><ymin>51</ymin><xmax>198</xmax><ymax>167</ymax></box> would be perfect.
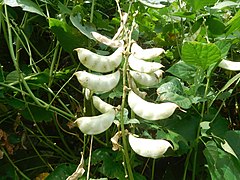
<box><xmin>91</xmin><ymin>32</ymin><xmax>122</xmax><ymax>48</ymax></box>
<box><xmin>75</xmin><ymin>46</ymin><xmax>123</xmax><ymax>73</ymax></box>
<box><xmin>218</xmin><ymin>59</ymin><xmax>240</xmax><ymax>71</ymax></box>
<box><xmin>75</xmin><ymin>109</ymin><xmax>115</xmax><ymax>135</ymax></box>
<box><xmin>128</xmin><ymin>54</ymin><xmax>164</xmax><ymax>73</ymax></box>
<box><xmin>129</xmin><ymin>70</ymin><xmax>163</xmax><ymax>86</ymax></box>
<box><xmin>131</xmin><ymin>42</ymin><xmax>165</xmax><ymax>60</ymax></box>
<box><xmin>128</xmin><ymin>90</ymin><xmax>178</xmax><ymax>120</ymax></box>
<box><xmin>74</xmin><ymin>70</ymin><xmax>120</xmax><ymax>93</ymax></box>
<box><xmin>128</xmin><ymin>134</ymin><xmax>173</xmax><ymax>159</ymax></box>
<box><xmin>92</xmin><ymin>96</ymin><xmax>114</xmax><ymax>113</ymax></box>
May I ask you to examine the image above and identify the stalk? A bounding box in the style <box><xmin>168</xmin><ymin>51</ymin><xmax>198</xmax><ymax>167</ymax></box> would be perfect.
<box><xmin>191</xmin><ymin>76</ymin><xmax>210</xmax><ymax>180</ymax></box>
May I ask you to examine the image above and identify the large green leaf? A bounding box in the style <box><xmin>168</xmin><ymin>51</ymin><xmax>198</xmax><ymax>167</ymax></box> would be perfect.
<box><xmin>203</xmin><ymin>141</ymin><xmax>240</xmax><ymax>180</ymax></box>
<box><xmin>167</xmin><ymin>61</ymin><xmax>197</xmax><ymax>84</ymax></box>
<box><xmin>3</xmin><ymin>0</ymin><xmax>45</xmax><ymax>16</ymax></box>
<box><xmin>181</xmin><ymin>42</ymin><xmax>221</xmax><ymax>70</ymax></box>
<box><xmin>49</xmin><ymin>18</ymin><xmax>88</xmax><ymax>53</ymax></box>
<box><xmin>45</xmin><ymin>163</ymin><xmax>77</xmax><ymax>180</ymax></box>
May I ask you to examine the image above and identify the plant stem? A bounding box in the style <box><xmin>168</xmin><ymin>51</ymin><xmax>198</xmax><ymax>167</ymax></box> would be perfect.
<box><xmin>151</xmin><ymin>159</ymin><xmax>156</xmax><ymax>180</ymax></box>
<box><xmin>192</xmin><ymin>76</ymin><xmax>210</xmax><ymax>180</ymax></box>
<box><xmin>87</xmin><ymin>135</ymin><xmax>94</xmax><ymax>180</ymax></box>
<box><xmin>90</xmin><ymin>0</ymin><xmax>95</xmax><ymax>23</ymax></box>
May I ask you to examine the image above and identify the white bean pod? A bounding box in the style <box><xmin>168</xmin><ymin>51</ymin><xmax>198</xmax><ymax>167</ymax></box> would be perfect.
<box><xmin>92</xmin><ymin>95</ymin><xmax>114</xmax><ymax>113</ymax></box>
<box><xmin>128</xmin><ymin>134</ymin><xmax>173</xmax><ymax>159</ymax></box>
<box><xmin>131</xmin><ymin>42</ymin><xmax>165</xmax><ymax>60</ymax></box>
<box><xmin>218</xmin><ymin>59</ymin><xmax>240</xmax><ymax>71</ymax></box>
<box><xmin>74</xmin><ymin>70</ymin><xmax>120</xmax><ymax>93</ymax></box>
<box><xmin>91</xmin><ymin>32</ymin><xmax>122</xmax><ymax>48</ymax></box>
<box><xmin>75</xmin><ymin>46</ymin><xmax>123</xmax><ymax>73</ymax></box>
<box><xmin>128</xmin><ymin>54</ymin><xmax>164</xmax><ymax>73</ymax></box>
<box><xmin>128</xmin><ymin>90</ymin><xmax>178</xmax><ymax>120</ymax></box>
<box><xmin>129</xmin><ymin>70</ymin><xmax>163</xmax><ymax>86</ymax></box>
<box><xmin>74</xmin><ymin>109</ymin><xmax>115</xmax><ymax>135</ymax></box>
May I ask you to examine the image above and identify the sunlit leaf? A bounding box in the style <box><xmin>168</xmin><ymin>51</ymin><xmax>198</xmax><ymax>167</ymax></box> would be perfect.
<box><xmin>182</xmin><ymin>42</ymin><xmax>221</xmax><ymax>70</ymax></box>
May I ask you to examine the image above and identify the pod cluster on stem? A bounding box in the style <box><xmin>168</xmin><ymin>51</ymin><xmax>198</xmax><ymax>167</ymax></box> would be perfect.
<box><xmin>126</xmin><ymin>41</ymin><xmax>178</xmax><ymax>158</ymax></box>
<box><xmin>72</xmin><ymin>11</ymin><xmax>181</xmax><ymax>162</ymax></box>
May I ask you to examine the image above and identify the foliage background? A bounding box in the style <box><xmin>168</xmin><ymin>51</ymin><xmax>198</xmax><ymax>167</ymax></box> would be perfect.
<box><xmin>0</xmin><ymin>0</ymin><xmax>240</xmax><ymax>179</ymax></box>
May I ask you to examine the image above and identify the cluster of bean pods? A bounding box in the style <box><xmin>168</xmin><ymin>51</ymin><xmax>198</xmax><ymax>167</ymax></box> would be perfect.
<box><xmin>73</xmin><ymin>13</ymin><xmax>181</xmax><ymax>159</ymax></box>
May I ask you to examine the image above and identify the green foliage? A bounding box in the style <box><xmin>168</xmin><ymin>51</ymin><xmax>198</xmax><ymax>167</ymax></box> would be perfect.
<box><xmin>0</xmin><ymin>0</ymin><xmax>240</xmax><ymax>179</ymax></box>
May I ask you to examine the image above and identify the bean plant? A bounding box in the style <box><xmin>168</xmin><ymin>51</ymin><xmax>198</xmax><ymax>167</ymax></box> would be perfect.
<box><xmin>0</xmin><ymin>0</ymin><xmax>240</xmax><ymax>180</ymax></box>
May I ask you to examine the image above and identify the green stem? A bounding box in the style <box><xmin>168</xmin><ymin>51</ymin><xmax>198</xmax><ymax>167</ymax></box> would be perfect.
<box><xmin>192</xmin><ymin>76</ymin><xmax>210</xmax><ymax>180</ymax></box>
<box><xmin>0</xmin><ymin>82</ymin><xmax>75</xmax><ymax>119</ymax></box>
<box><xmin>151</xmin><ymin>159</ymin><xmax>156</xmax><ymax>180</ymax></box>
<box><xmin>120</xmin><ymin>57</ymin><xmax>134</xmax><ymax>180</ymax></box>
<box><xmin>87</xmin><ymin>135</ymin><xmax>94</xmax><ymax>180</ymax></box>
<box><xmin>90</xmin><ymin>0</ymin><xmax>95</xmax><ymax>23</ymax></box>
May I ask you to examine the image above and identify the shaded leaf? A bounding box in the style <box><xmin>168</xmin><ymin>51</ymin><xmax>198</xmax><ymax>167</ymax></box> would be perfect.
<box><xmin>3</xmin><ymin>0</ymin><xmax>45</xmax><ymax>16</ymax></box>
<box><xmin>46</xmin><ymin>163</ymin><xmax>77</xmax><ymax>180</ymax></box>
<box><xmin>7</xmin><ymin>98</ymin><xmax>53</xmax><ymax>122</ymax></box>
<box><xmin>224</xmin><ymin>131</ymin><xmax>240</xmax><ymax>159</ymax></box>
<box><xmin>70</xmin><ymin>5</ymin><xmax>95</xmax><ymax>40</ymax></box>
<box><xmin>49</xmin><ymin>18</ymin><xmax>88</xmax><ymax>53</ymax></box>
<box><xmin>203</xmin><ymin>141</ymin><xmax>240</xmax><ymax>180</ymax></box>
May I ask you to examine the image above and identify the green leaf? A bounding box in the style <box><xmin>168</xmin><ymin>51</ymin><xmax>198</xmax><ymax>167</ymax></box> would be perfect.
<box><xmin>91</xmin><ymin>148</ymin><xmax>125</xmax><ymax>179</ymax></box>
<box><xmin>226</xmin><ymin>10</ymin><xmax>240</xmax><ymax>35</ymax></box>
<box><xmin>186</xmin><ymin>0</ymin><xmax>217</xmax><ymax>11</ymax></box>
<box><xmin>182</xmin><ymin>42</ymin><xmax>221</xmax><ymax>70</ymax></box>
<box><xmin>211</xmin><ymin>1</ymin><xmax>239</xmax><ymax>9</ymax></box>
<box><xmin>45</xmin><ymin>163</ymin><xmax>77</xmax><ymax>180</ymax></box>
<box><xmin>215</xmin><ymin>40</ymin><xmax>232</xmax><ymax>58</ymax></box>
<box><xmin>157</xmin><ymin>78</ymin><xmax>192</xmax><ymax>109</ymax></box>
<box><xmin>224</xmin><ymin>131</ymin><xmax>240</xmax><ymax>159</ymax></box>
<box><xmin>167</xmin><ymin>61</ymin><xmax>197</xmax><ymax>84</ymax></box>
<box><xmin>70</xmin><ymin>5</ymin><xmax>95</xmax><ymax>40</ymax></box>
<box><xmin>0</xmin><ymin>163</ymin><xmax>18</xmax><ymax>180</ymax></box>
<box><xmin>3</xmin><ymin>0</ymin><xmax>45</xmax><ymax>16</ymax></box>
<box><xmin>49</xmin><ymin>18</ymin><xmax>88</xmax><ymax>53</ymax></box>
<box><xmin>203</xmin><ymin>141</ymin><xmax>240</xmax><ymax>180</ymax></box>
<box><xmin>7</xmin><ymin>98</ymin><xmax>53</xmax><ymax>122</ymax></box>
<box><xmin>206</xmin><ymin>16</ymin><xmax>225</xmax><ymax>35</ymax></box>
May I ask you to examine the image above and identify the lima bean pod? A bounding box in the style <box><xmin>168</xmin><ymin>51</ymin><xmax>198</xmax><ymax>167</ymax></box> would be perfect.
<box><xmin>128</xmin><ymin>90</ymin><xmax>179</xmax><ymax>120</ymax></box>
<box><xmin>75</xmin><ymin>45</ymin><xmax>123</xmax><ymax>73</ymax></box>
<box><xmin>131</xmin><ymin>42</ymin><xmax>165</xmax><ymax>60</ymax></box>
<box><xmin>128</xmin><ymin>133</ymin><xmax>173</xmax><ymax>159</ymax></box>
<box><xmin>74</xmin><ymin>109</ymin><xmax>115</xmax><ymax>135</ymax></box>
<box><xmin>92</xmin><ymin>95</ymin><xmax>114</xmax><ymax>113</ymax></box>
<box><xmin>128</xmin><ymin>54</ymin><xmax>164</xmax><ymax>73</ymax></box>
<box><xmin>218</xmin><ymin>59</ymin><xmax>240</xmax><ymax>71</ymax></box>
<box><xmin>74</xmin><ymin>70</ymin><xmax>120</xmax><ymax>93</ymax></box>
<box><xmin>129</xmin><ymin>70</ymin><xmax>163</xmax><ymax>86</ymax></box>
<box><xmin>91</xmin><ymin>32</ymin><xmax>122</xmax><ymax>48</ymax></box>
